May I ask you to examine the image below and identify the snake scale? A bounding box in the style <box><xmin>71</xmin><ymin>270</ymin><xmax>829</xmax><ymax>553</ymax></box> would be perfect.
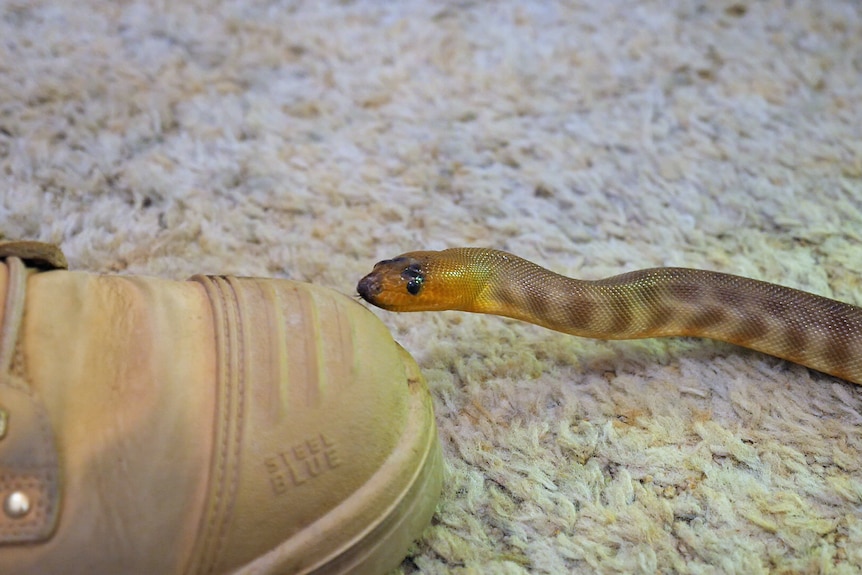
<box><xmin>357</xmin><ymin>248</ymin><xmax>862</xmax><ymax>385</ymax></box>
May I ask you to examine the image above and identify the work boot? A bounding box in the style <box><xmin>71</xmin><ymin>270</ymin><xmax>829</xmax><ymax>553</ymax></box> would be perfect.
<box><xmin>0</xmin><ymin>241</ymin><xmax>442</xmax><ymax>574</ymax></box>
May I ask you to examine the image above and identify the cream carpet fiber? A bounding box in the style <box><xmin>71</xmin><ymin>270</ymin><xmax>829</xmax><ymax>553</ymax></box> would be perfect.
<box><xmin>3</xmin><ymin>1</ymin><xmax>862</xmax><ymax>573</ymax></box>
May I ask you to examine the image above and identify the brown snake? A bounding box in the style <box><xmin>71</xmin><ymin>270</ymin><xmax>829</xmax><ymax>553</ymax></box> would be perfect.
<box><xmin>357</xmin><ymin>248</ymin><xmax>862</xmax><ymax>385</ymax></box>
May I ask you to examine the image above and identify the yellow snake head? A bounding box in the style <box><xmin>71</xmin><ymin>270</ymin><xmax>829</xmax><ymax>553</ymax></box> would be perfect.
<box><xmin>357</xmin><ymin>249</ymin><xmax>485</xmax><ymax>312</ymax></box>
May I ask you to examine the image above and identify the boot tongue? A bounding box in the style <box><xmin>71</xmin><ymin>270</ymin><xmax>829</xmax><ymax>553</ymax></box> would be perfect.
<box><xmin>0</xmin><ymin>240</ymin><xmax>68</xmax><ymax>369</ymax></box>
<box><xmin>0</xmin><ymin>257</ymin><xmax>25</xmax><ymax>375</ymax></box>
<box><xmin>0</xmin><ymin>242</ymin><xmax>67</xmax><ymax>271</ymax></box>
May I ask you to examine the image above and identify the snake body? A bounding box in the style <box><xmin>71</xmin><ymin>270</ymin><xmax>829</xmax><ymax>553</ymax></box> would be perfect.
<box><xmin>357</xmin><ymin>248</ymin><xmax>862</xmax><ymax>385</ymax></box>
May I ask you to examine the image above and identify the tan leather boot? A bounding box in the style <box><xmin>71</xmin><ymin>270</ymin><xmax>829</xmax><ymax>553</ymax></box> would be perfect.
<box><xmin>0</xmin><ymin>241</ymin><xmax>442</xmax><ymax>574</ymax></box>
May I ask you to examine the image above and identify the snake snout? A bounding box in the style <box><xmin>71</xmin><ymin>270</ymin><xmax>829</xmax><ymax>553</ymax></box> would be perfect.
<box><xmin>357</xmin><ymin>273</ymin><xmax>382</xmax><ymax>303</ymax></box>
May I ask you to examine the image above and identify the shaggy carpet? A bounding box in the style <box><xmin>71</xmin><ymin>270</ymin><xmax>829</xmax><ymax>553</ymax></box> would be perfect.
<box><xmin>2</xmin><ymin>0</ymin><xmax>861</xmax><ymax>573</ymax></box>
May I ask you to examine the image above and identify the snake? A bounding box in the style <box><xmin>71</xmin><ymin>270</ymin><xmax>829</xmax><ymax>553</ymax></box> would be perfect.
<box><xmin>357</xmin><ymin>248</ymin><xmax>862</xmax><ymax>385</ymax></box>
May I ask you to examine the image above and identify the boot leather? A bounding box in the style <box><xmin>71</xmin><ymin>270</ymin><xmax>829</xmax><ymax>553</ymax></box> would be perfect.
<box><xmin>0</xmin><ymin>242</ymin><xmax>442</xmax><ymax>574</ymax></box>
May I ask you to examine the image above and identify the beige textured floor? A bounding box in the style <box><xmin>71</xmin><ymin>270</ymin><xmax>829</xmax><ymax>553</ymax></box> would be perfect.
<box><xmin>3</xmin><ymin>1</ymin><xmax>862</xmax><ymax>573</ymax></box>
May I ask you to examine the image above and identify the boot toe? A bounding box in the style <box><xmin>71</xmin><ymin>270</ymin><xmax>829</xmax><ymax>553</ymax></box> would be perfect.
<box><xmin>189</xmin><ymin>277</ymin><xmax>442</xmax><ymax>575</ymax></box>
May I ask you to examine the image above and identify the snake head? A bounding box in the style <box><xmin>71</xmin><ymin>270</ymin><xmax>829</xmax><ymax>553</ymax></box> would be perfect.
<box><xmin>357</xmin><ymin>250</ymin><xmax>473</xmax><ymax>312</ymax></box>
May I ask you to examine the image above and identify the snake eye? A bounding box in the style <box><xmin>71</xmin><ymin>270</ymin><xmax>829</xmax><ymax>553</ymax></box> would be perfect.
<box><xmin>406</xmin><ymin>277</ymin><xmax>423</xmax><ymax>295</ymax></box>
<box><xmin>401</xmin><ymin>264</ymin><xmax>424</xmax><ymax>296</ymax></box>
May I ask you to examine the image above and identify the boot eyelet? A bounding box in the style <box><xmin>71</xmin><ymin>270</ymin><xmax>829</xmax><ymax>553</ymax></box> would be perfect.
<box><xmin>4</xmin><ymin>491</ymin><xmax>31</xmax><ymax>518</ymax></box>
